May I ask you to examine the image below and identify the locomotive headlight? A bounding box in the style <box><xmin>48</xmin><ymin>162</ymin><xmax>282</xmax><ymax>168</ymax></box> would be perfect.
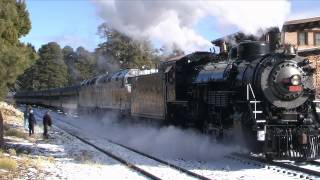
<box><xmin>291</xmin><ymin>75</ymin><xmax>301</xmax><ymax>85</ymax></box>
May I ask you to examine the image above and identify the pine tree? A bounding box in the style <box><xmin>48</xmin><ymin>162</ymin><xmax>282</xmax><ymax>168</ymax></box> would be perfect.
<box><xmin>96</xmin><ymin>23</ymin><xmax>159</xmax><ymax>72</ymax></box>
<box><xmin>62</xmin><ymin>46</ymin><xmax>78</xmax><ymax>85</ymax></box>
<box><xmin>62</xmin><ymin>46</ymin><xmax>97</xmax><ymax>85</ymax></box>
<box><xmin>75</xmin><ymin>46</ymin><xmax>97</xmax><ymax>81</ymax></box>
<box><xmin>0</xmin><ymin>0</ymin><xmax>36</xmax><ymax>99</ymax></box>
<box><xmin>36</xmin><ymin>42</ymin><xmax>68</xmax><ymax>89</ymax></box>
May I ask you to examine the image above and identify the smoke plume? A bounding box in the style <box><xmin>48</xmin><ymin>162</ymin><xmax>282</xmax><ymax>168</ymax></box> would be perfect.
<box><xmin>92</xmin><ymin>0</ymin><xmax>291</xmax><ymax>53</ymax></box>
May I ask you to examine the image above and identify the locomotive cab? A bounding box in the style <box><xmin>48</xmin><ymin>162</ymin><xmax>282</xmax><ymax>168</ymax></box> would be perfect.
<box><xmin>228</xmin><ymin>46</ymin><xmax>237</xmax><ymax>60</ymax></box>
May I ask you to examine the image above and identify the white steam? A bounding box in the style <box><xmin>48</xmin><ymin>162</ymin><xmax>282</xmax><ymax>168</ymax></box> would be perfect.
<box><xmin>51</xmin><ymin>111</ymin><xmax>245</xmax><ymax>161</ymax></box>
<box><xmin>31</xmin><ymin>107</ymin><xmax>246</xmax><ymax>161</ymax></box>
<box><xmin>92</xmin><ymin>0</ymin><xmax>291</xmax><ymax>53</ymax></box>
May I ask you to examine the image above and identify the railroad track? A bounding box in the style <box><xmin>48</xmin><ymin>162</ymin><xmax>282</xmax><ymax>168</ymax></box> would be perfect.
<box><xmin>230</xmin><ymin>153</ymin><xmax>320</xmax><ymax>179</ymax></box>
<box><xmin>35</xmin><ymin>109</ymin><xmax>320</xmax><ymax>180</ymax></box>
<box><xmin>59</xmin><ymin>128</ymin><xmax>162</xmax><ymax>180</ymax></box>
<box><xmin>107</xmin><ymin>138</ymin><xmax>210</xmax><ymax>180</ymax></box>
<box><xmin>52</xmin><ymin>115</ymin><xmax>211</xmax><ymax>180</ymax></box>
<box><xmin>309</xmin><ymin>160</ymin><xmax>320</xmax><ymax>166</ymax></box>
<box><xmin>33</xmin><ymin>112</ymin><xmax>160</xmax><ymax>179</ymax></box>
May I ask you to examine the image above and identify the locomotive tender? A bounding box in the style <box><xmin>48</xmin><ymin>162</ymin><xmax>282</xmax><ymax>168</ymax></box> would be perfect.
<box><xmin>15</xmin><ymin>41</ymin><xmax>320</xmax><ymax>160</ymax></box>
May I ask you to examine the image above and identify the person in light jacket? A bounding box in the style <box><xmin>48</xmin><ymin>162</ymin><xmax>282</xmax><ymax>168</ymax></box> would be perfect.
<box><xmin>28</xmin><ymin>109</ymin><xmax>36</xmax><ymax>136</ymax></box>
<box><xmin>23</xmin><ymin>106</ymin><xmax>30</xmax><ymax>130</ymax></box>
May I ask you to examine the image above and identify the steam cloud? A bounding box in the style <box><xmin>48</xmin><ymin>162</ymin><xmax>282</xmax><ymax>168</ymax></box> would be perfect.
<box><xmin>29</xmin><ymin>106</ymin><xmax>246</xmax><ymax>161</ymax></box>
<box><xmin>50</xmin><ymin>110</ymin><xmax>245</xmax><ymax>161</ymax></box>
<box><xmin>92</xmin><ymin>0</ymin><xmax>291</xmax><ymax>53</ymax></box>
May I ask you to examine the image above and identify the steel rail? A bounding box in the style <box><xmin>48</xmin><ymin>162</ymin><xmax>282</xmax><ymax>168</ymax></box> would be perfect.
<box><xmin>57</xmin><ymin>125</ymin><xmax>162</xmax><ymax>180</ymax></box>
<box><xmin>233</xmin><ymin>153</ymin><xmax>320</xmax><ymax>178</ymax></box>
<box><xmin>56</xmin><ymin>117</ymin><xmax>212</xmax><ymax>180</ymax></box>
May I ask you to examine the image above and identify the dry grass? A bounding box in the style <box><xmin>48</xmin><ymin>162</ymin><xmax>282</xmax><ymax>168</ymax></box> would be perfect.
<box><xmin>20</xmin><ymin>156</ymin><xmax>33</xmax><ymax>167</ymax></box>
<box><xmin>8</xmin><ymin>149</ymin><xmax>16</xmax><ymax>156</ymax></box>
<box><xmin>47</xmin><ymin>156</ymin><xmax>55</xmax><ymax>163</ymax></box>
<box><xmin>0</xmin><ymin>102</ymin><xmax>23</xmax><ymax>119</ymax></box>
<box><xmin>4</xmin><ymin>128</ymin><xmax>28</xmax><ymax>139</ymax></box>
<box><xmin>0</xmin><ymin>157</ymin><xmax>18</xmax><ymax>171</ymax></box>
<box><xmin>14</xmin><ymin>155</ymin><xmax>43</xmax><ymax>174</ymax></box>
<box><xmin>33</xmin><ymin>156</ymin><xmax>45</xmax><ymax>169</ymax></box>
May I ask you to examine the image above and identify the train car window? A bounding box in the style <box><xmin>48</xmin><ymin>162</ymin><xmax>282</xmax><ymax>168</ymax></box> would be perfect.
<box><xmin>127</xmin><ymin>77</ymin><xmax>132</xmax><ymax>84</ymax></box>
<box><xmin>165</xmin><ymin>65</ymin><xmax>172</xmax><ymax>73</ymax></box>
<box><xmin>168</xmin><ymin>71</ymin><xmax>175</xmax><ymax>84</ymax></box>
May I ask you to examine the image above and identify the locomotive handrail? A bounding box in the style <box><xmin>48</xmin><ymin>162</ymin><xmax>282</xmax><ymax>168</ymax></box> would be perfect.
<box><xmin>249</xmin><ymin>100</ymin><xmax>261</xmax><ymax>103</ymax></box>
<box><xmin>246</xmin><ymin>83</ymin><xmax>256</xmax><ymax>100</ymax></box>
<box><xmin>247</xmin><ymin>83</ymin><xmax>263</xmax><ymax>120</ymax></box>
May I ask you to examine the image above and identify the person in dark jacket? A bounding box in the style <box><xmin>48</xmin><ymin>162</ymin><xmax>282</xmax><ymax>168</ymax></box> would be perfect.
<box><xmin>43</xmin><ymin>111</ymin><xmax>52</xmax><ymax>138</ymax></box>
<box><xmin>28</xmin><ymin>109</ymin><xmax>36</xmax><ymax>136</ymax></box>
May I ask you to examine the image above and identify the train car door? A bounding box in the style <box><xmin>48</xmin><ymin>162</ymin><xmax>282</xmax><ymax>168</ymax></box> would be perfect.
<box><xmin>164</xmin><ymin>64</ymin><xmax>176</xmax><ymax>121</ymax></box>
<box><xmin>165</xmin><ymin>65</ymin><xmax>176</xmax><ymax>102</ymax></box>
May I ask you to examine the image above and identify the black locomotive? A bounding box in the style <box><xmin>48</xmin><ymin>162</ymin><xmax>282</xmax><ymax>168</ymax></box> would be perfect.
<box><xmin>15</xmin><ymin>41</ymin><xmax>320</xmax><ymax>160</ymax></box>
<box><xmin>159</xmin><ymin>41</ymin><xmax>320</xmax><ymax>160</ymax></box>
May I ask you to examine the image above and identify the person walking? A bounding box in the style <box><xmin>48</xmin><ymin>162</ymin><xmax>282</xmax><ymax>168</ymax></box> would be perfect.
<box><xmin>42</xmin><ymin>111</ymin><xmax>52</xmax><ymax>138</ymax></box>
<box><xmin>28</xmin><ymin>109</ymin><xmax>36</xmax><ymax>136</ymax></box>
<box><xmin>23</xmin><ymin>106</ymin><xmax>30</xmax><ymax>130</ymax></box>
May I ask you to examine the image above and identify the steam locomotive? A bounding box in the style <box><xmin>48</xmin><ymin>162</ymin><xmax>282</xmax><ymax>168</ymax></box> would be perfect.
<box><xmin>15</xmin><ymin>41</ymin><xmax>320</xmax><ymax>160</ymax></box>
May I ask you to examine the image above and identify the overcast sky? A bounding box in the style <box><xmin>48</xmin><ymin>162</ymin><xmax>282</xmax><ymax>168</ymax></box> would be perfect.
<box><xmin>21</xmin><ymin>0</ymin><xmax>320</xmax><ymax>52</ymax></box>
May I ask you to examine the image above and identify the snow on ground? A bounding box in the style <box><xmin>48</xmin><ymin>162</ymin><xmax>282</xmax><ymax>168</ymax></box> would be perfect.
<box><xmin>34</xmin><ymin>127</ymin><xmax>146</xmax><ymax>180</ymax></box>
<box><xmin>11</xmin><ymin>106</ymin><xmax>149</xmax><ymax>179</ymax></box>
<box><xmin>28</xmin><ymin>106</ymin><xmax>306</xmax><ymax>180</ymax></box>
<box><xmin>35</xmin><ymin>115</ymin><xmax>198</xmax><ymax>179</ymax></box>
<box><xmin>7</xmin><ymin>129</ymin><xmax>145</xmax><ymax>180</ymax></box>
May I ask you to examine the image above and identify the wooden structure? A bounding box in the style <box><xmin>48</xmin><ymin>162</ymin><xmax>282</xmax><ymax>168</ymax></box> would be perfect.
<box><xmin>282</xmin><ymin>16</ymin><xmax>320</xmax><ymax>51</ymax></box>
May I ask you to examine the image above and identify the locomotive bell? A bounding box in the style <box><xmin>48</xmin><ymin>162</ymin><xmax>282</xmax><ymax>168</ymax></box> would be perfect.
<box><xmin>283</xmin><ymin>44</ymin><xmax>296</xmax><ymax>56</ymax></box>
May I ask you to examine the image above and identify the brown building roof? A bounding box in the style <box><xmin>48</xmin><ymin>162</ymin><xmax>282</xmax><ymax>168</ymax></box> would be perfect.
<box><xmin>284</xmin><ymin>16</ymin><xmax>320</xmax><ymax>26</ymax></box>
<box><xmin>283</xmin><ymin>16</ymin><xmax>320</xmax><ymax>32</ymax></box>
